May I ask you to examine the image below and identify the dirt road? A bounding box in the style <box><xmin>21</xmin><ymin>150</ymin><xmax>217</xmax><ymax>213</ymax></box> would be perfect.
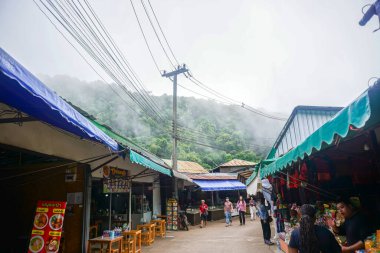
<box><xmin>142</xmin><ymin>217</ymin><xmax>278</xmax><ymax>253</ymax></box>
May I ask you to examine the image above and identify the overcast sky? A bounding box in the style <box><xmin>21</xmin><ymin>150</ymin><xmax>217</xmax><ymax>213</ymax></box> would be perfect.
<box><xmin>1</xmin><ymin>0</ymin><xmax>379</xmax><ymax>115</ymax></box>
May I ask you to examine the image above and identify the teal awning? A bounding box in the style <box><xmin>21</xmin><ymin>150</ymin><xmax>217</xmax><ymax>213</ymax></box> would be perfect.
<box><xmin>130</xmin><ymin>150</ymin><xmax>172</xmax><ymax>177</ymax></box>
<box><xmin>261</xmin><ymin>89</ymin><xmax>375</xmax><ymax>179</ymax></box>
<box><xmin>246</xmin><ymin>159</ymin><xmax>275</xmax><ymax>185</ymax></box>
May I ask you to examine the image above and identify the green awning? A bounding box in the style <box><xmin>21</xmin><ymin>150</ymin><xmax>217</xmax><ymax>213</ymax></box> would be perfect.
<box><xmin>260</xmin><ymin>90</ymin><xmax>373</xmax><ymax>179</ymax></box>
<box><xmin>89</xmin><ymin>119</ymin><xmax>172</xmax><ymax>177</ymax></box>
<box><xmin>130</xmin><ymin>150</ymin><xmax>172</xmax><ymax>177</ymax></box>
<box><xmin>246</xmin><ymin>159</ymin><xmax>275</xmax><ymax>185</ymax></box>
<box><xmin>89</xmin><ymin>119</ymin><xmax>133</xmax><ymax>148</ymax></box>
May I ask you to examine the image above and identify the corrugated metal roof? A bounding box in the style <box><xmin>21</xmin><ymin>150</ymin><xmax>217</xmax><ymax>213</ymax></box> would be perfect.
<box><xmin>238</xmin><ymin>170</ymin><xmax>254</xmax><ymax>179</ymax></box>
<box><xmin>271</xmin><ymin>106</ymin><xmax>342</xmax><ymax>158</ymax></box>
<box><xmin>163</xmin><ymin>159</ymin><xmax>209</xmax><ymax>174</ymax></box>
<box><xmin>219</xmin><ymin>159</ymin><xmax>256</xmax><ymax>167</ymax></box>
<box><xmin>186</xmin><ymin>173</ymin><xmax>237</xmax><ymax>180</ymax></box>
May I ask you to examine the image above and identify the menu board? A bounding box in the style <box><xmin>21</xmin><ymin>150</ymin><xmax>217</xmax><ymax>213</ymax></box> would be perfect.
<box><xmin>103</xmin><ymin>166</ymin><xmax>130</xmax><ymax>193</ymax></box>
<box><xmin>28</xmin><ymin>200</ymin><xmax>67</xmax><ymax>253</ymax></box>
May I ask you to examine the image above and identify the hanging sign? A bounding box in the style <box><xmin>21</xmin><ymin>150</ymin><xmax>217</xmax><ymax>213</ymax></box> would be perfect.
<box><xmin>103</xmin><ymin>166</ymin><xmax>129</xmax><ymax>193</ymax></box>
<box><xmin>28</xmin><ymin>200</ymin><xmax>67</xmax><ymax>253</ymax></box>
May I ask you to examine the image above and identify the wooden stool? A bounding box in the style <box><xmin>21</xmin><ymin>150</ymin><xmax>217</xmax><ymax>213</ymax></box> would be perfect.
<box><xmin>123</xmin><ymin>230</ymin><xmax>141</xmax><ymax>253</ymax></box>
<box><xmin>122</xmin><ymin>239</ymin><xmax>134</xmax><ymax>253</ymax></box>
<box><xmin>151</xmin><ymin>220</ymin><xmax>166</xmax><ymax>238</ymax></box>
<box><xmin>112</xmin><ymin>250</ymin><xmax>119</xmax><ymax>253</ymax></box>
<box><xmin>141</xmin><ymin>231</ymin><xmax>150</xmax><ymax>246</ymax></box>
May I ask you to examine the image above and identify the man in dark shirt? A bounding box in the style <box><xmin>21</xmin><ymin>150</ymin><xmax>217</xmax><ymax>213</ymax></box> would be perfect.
<box><xmin>330</xmin><ymin>198</ymin><xmax>372</xmax><ymax>253</ymax></box>
<box><xmin>289</xmin><ymin>225</ymin><xmax>342</xmax><ymax>253</ymax></box>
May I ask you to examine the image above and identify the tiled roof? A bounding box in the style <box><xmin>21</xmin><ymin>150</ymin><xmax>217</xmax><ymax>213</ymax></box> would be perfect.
<box><xmin>186</xmin><ymin>173</ymin><xmax>237</xmax><ymax>180</ymax></box>
<box><xmin>219</xmin><ymin>159</ymin><xmax>256</xmax><ymax>167</ymax></box>
<box><xmin>163</xmin><ymin>159</ymin><xmax>209</xmax><ymax>174</ymax></box>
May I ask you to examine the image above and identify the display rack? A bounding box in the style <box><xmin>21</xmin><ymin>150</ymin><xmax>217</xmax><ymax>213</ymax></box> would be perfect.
<box><xmin>166</xmin><ymin>198</ymin><xmax>178</xmax><ymax>231</ymax></box>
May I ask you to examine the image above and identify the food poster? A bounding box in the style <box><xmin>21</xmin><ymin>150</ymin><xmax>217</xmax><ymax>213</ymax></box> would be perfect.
<box><xmin>103</xmin><ymin>166</ymin><xmax>130</xmax><ymax>193</ymax></box>
<box><xmin>28</xmin><ymin>200</ymin><xmax>67</xmax><ymax>253</ymax></box>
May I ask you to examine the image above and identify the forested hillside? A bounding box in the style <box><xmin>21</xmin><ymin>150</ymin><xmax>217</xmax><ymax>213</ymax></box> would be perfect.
<box><xmin>42</xmin><ymin>75</ymin><xmax>285</xmax><ymax>170</ymax></box>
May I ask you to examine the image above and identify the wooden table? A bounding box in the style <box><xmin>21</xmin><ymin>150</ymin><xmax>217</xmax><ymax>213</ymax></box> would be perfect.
<box><xmin>137</xmin><ymin>223</ymin><xmax>156</xmax><ymax>245</ymax></box>
<box><xmin>87</xmin><ymin>236</ymin><xmax>123</xmax><ymax>253</ymax></box>
<box><xmin>151</xmin><ymin>219</ymin><xmax>166</xmax><ymax>238</ymax></box>
<box><xmin>157</xmin><ymin>214</ymin><xmax>167</xmax><ymax>220</ymax></box>
<box><xmin>123</xmin><ymin>230</ymin><xmax>141</xmax><ymax>253</ymax></box>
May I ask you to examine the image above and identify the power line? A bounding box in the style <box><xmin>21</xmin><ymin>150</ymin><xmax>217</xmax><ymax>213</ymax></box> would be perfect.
<box><xmin>129</xmin><ymin>0</ymin><xmax>162</xmax><ymax>74</ymax></box>
<box><xmin>145</xmin><ymin>0</ymin><xmax>180</xmax><ymax>65</ymax></box>
<box><xmin>32</xmin><ymin>0</ymin><xmax>140</xmax><ymax>117</ymax></box>
<box><xmin>38</xmin><ymin>0</ymin><xmax>168</xmax><ymax>126</ymax></box>
<box><xmin>140</xmin><ymin>0</ymin><xmax>176</xmax><ymax>68</ymax></box>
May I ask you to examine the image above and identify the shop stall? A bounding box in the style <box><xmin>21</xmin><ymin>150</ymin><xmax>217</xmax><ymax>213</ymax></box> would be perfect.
<box><xmin>0</xmin><ymin>48</ymin><xmax>173</xmax><ymax>252</ymax></box>
<box><xmin>259</xmin><ymin>83</ymin><xmax>380</xmax><ymax>252</ymax></box>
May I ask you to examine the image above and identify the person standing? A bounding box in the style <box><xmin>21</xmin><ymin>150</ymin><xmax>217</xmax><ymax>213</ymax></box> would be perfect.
<box><xmin>236</xmin><ymin>196</ymin><xmax>247</xmax><ymax>225</ymax></box>
<box><xmin>199</xmin><ymin>199</ymin><xmax>208</xmax><ymax>228</ymax></box>
<box><xmin>224</xmin><ymin>197</ymin><xmax>233</xmax><ymax>227</ymax></box>
<box><xmin>258</xmin><ymin>194</ymin><xmax>274</xmax><ymax>245</ymax></box>
<box><xmin>249</xmin><ymin>196</ymin><xmax>257</xmax><ymax>221</ymax></box>
<box><xmin>328</xmin><ymin>197</ymin><xmax>372</xmax><ymax>253</ymax></box>
<box><xmin>288</xmin><ymin>204</ymin><xmax>341</xmax><ymax>253</ymax></box>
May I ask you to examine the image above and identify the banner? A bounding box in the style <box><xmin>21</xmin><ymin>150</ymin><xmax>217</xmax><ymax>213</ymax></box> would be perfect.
<box><xmin>103</xmin><ymin>166</ymin><xmax>129</xmax><ymax>193</ymax></box>
<box><xmin>28</xmin><ymin>200</ymin><xmax>67</xmax><ymax>253</ymax></box>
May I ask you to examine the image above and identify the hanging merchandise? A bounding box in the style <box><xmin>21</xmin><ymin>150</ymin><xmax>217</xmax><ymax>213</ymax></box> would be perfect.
<box><xmin>299</xmin><ymin>162</ymin><xmax>308</xmax><ymax>205</ymax></box>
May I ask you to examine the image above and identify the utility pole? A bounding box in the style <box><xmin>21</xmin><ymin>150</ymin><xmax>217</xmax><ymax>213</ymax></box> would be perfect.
<box><xmin>162</xmin><ymin>64</ymin><xmax>188</xmax><ymax>199</ymax></box>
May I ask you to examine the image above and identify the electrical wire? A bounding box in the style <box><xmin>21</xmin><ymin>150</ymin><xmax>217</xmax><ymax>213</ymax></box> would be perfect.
<box><xmin>145</xmin><ymin>0</ymin><xmax>180</xmax><ymax>65</ymax></box>
<box><xmin>140</xmin><ymin>0</ymin><xmax>176</xmax><ymax>68</ymax></box>
<box><xmin>36</xmin><ymin>0</ymin><xmax>277</xmax><ymax>153</ymax></box>
<box><xmin>129</xmin><ymin>0</ymin><xmax>162</xmax><ymax>74</ymax></box>
<box><xmin>38</xmin><ymin>0</ymin><xmax>169</xmax><ymax>126</ymax></box>
<box><xmin>32</xmin><ymin>0</ymin><xmax>140</xmax><ymax>116</ymax></box>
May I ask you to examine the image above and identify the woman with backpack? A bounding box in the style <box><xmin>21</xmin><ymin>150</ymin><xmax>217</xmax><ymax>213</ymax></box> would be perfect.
<box><xmin>257</xmin><ymin>193</ymin><xmax>274</xmax><ymax>245</ymax></box>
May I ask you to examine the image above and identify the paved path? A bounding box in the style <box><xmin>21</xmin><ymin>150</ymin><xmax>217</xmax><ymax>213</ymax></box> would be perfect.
<box><xmin>142</xmin><ymin>217</ymin><xmax>278</xmax><ymax>253</ymax></box>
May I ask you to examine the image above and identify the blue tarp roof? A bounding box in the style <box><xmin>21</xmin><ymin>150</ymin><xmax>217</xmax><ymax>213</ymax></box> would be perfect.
<box><xmin>0</xmin><ymin>48</ymin><xmax>119</xmax><ymax>151</ymax></box>
<box><xmin>193</xmin><ymin>179</ymin><xmax>246</xmax><ymax>191</ymax></box>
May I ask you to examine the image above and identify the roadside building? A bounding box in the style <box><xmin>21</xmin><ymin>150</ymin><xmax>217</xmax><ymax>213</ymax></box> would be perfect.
<box><xmin>213</xmin><ymin>159</ymin><xmax>256</xmax><ymax>173</ymax></box>
<box><xmin>0</xmin><ymin>48</ymin><xmax>172</xmax><ymax>252</ymax></box>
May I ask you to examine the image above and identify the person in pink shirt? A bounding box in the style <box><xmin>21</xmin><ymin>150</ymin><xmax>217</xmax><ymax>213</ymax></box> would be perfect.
<box><xmin>236</xmin><ymin>196</ymin><xmax>247</xmax><ymax>225</ymax></box>
<box><xmin>224</xmin><ymin>197</ymin><xmax>233</xmax><ymax>227</ymax></box>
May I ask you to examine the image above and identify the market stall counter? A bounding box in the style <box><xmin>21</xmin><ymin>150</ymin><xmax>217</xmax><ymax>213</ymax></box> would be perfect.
<box><xmin>207</xmin><ymin>208</ymin><xmax>225</xmax><ymax>221</ymax></box>
<box><xmin>186</xmin><ymin>209</ymin><xmax>201</xmax><ymax>226</ymax></box>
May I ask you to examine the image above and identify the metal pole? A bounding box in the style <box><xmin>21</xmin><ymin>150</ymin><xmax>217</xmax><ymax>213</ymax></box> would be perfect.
<box><xmin>109</xmin><ymin>192</ymin><xmax>112</xmax><ymax>230</ymax></box>
<box><xmin>162</xmin><ymin>65</ymin><xmax>188</xmax><ymax>200</ymax></box>
<box><xmin>129</xmin><ymin>179</ymin><xmax>132</xmax><ymax>229</ymax></box>
<box><xmin>172</xmin><ymin>73</ymin><xmax>178</xmax><ymax>199</ymax></box>
<box><xmin>142</xmin><ymin>183</ymin><xmax>144</xmax><ymax>223</ymax></box>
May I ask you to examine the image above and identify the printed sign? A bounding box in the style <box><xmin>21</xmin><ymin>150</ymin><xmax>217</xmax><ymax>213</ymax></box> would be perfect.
<box><xmin>103</xmin><ymin>166</ymin><xmax>129</xmax><ymax>193</ymax></box>
<box><xmin>28</xmin><ymin>200</ymin><xmax>67</xmax><ymax>253</ymax></box>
